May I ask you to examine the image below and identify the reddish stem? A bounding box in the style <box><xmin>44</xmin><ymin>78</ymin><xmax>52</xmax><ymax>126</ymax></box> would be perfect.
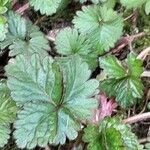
<box><xmin>123</xmin><ymin>112</ymin><xmax>150</xmax><ymax>124</ymax></box>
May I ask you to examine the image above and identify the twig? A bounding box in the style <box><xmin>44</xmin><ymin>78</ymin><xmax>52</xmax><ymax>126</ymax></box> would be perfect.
<box><xmin>15</xmin><ymin>2</ymin><xmax>29</xmax><ymax>14</ymax></box>
<box><xmin>112</xmin><ymin>32</ymin><xmax>145</xmax><ymax>53</ymax></box>
<box><xmin>137</xmin><ymin>47</ymin><xmax>150</xmax><ymax>60</ymax></box>
<box><xmin>124</xmin><ymin>13</ymin><xmax>134</xmax><ymax>21</ymax></box>
<box><xmin>139</xmin><ymin>137</ymin><xmax>150</xmax><ymax>144</ymax></box>
<box><xmin>45</xmin><ymin>35</ymin><xmax>55</xmax><ymax>42</ymax></box>
<box><xmin>141</xmin><ymin>71</ymin><xmax>150</xmax><ymax>78</ymax></box>
<box><xmin>34</xmin><ymin>16</ymin><xmax>46</xmax><ymax>25</ymax></box>
<box><xmin>123</xmin><ymin>112</ymin><xmax>150</xmax><ymax>124</ymax></box>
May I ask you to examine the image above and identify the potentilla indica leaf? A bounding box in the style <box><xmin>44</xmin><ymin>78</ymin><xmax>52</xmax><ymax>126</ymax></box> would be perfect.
<box><xmin>5</xmin><ymin>54</ymin><xmax>99</xmax><ymax>149</ymax></box>
<box><xmin>120</xmin><ymin>0</ymin><xmax>146</xmax><ymax>9</ymax></box>
<box><xmin>73</xmin><ymin>5</ymin><xmax>123</xmax><ymax>52</ymax></box>
<box><xmin>29</xmin><ymin>0</ymin><xmax>69</xmax><ymax>16</ymax></box>
<box><xmin>0</xmin><ymin>80</ymin><xmax>17</xmax><ymax>147</ymax></box>
<box><xmin>0</xmin><ymin>11</ymin><xmax>50</xmax><ymax>57</ymax></box>
<box><xmin>0</xmin><ymin>0</ymin><xmax>11</xmax><ymax>41</ymax></box>
<box><xmin>99</xmin><ymin>53</ymin><xmax>144</xmax><ymax>108</ymax></box>
<box><xmin>0</xmin><ymin>16</ymin><xmax>8</xmax><ymax>41</ymax></box>
<box><xmin>120</xmin><ymin>0</ymin><xmax>150</xmax><ymax>15</ymax></box>
<box><xmin>100</xmin><ymin>55</ymin><xmax>126</xmax><ymax>78</ymax></box>
<box><xmin>145</xmin><ymin>0</ymin><xmax>150</xmax><ymax>15</ymax></box>
<box><xmin>83</xmin><ymin>117</ymin><xmax>143</xmax><ymax>150</ymax></box>
<box><xmin>55</xmin><ymin>27</ymin><xmax>98</xmax><ymax>70</ymax></box>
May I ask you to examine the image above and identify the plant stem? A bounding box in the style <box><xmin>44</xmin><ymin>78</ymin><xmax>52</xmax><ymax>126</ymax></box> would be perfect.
<box><xmin>141</xmin><ymin>71</ymin><xmax>150</xmax><ymax>78</ymax></box>
<box><xmin>15</xmin><ymin>2</ymin><xmax>29</xmax><ymax>14</ymax></box>
<box><xmin>123</xmin><ymin>112</ymin><xmax>150</xmax><ymax>124</ymax></box>
<box><xmin>137</xmin><ymin>46</ymin><xmax>150</xmax><ymax>60</ymax></box>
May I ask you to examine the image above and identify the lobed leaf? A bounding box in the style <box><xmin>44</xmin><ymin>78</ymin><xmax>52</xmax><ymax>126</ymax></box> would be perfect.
<box><xmin>5</xmin><ymin>54</ymin><xmax>99</xmax><ymax>149</ymax></box>
<box><xmin>99</xmin><ymin>53</ymin><xmax>144</xmax><ymax>108</ymax></box>
<box><xmin>29</xmin><ymin>0</ymin><xmax>69</xmax><ymax>16</ymax></box>
<box><xmin>0</xmin><ymin>11</ymin><xmax>50</xmax><ymax>57</ymax></box>
<box><xmin>73</xmin><ymin>5</ymin><xmax>123</xmax><ymax>52</ymax></box>
<box><xmin>83</xmin><ymin>117</ymin><xmax>143</xmax><ymax>150</ymax></box>
<box><xmin>0</xmin><ymin>0</ymin><xmax>11</xmax><ymax>41</ymax></box>
<box><xmin>0</xmin><ymin>80</ymin><xmax>17</xmax><ymax>147</ymax></box>
<box><xmin>55</xmin><ymin>27</ymin><xmax>98</xmax><ymax>69</ymax></box>
<box><xmin>120</xmin><ymin>0</ymin><xmax>146</xmax><ymax>9</ymax></box>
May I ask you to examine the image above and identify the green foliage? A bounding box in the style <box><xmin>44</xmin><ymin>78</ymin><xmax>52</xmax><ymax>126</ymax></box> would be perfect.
<box><xmin>120</xmin><ymin>0</ymin><xmax>150</xmax><ymax>15</ymax></box>
<box><xmin>145</xmin><ymin>0</ymin><xmax>150</xmax><ymax>15</ymax></box>
<box><xmin>83</xmin><ymin>117</ymin><xmax>143</xmax><ymax>150</ymax></box>
<box><xmin>99</xmin><ymin>53</ymin><xmax>144</xmax><ymax>108</ymax></box>
<box><xmin>120</xmin><ymin>0</ymin><xmax>146</xmax><ymax>9</ymax></box>
<box><xmin>0</xmin><ymin>0</ymin><xmax>148</xmax><ymax>149</ymax></box>
<box><xmin>5</xmin><ymin>54</ymin><xmax>99</xmax><ymax>148</ymax></box>
<box><xmin>29</xmin><ymin>0</ymin><xmax>69</xmax><ymax>15</ymax></box>
<box><xmin>0</xmin><ymin>80</ymin><xmax>17</xmax><ymax>147</ymax></box>
<box><xmin>55</xmin><ymin>27</ymin><xmax>98</xmax><ymax>69</ymax></box>
<box><xmin>73</xmin><ymin>5</ymin><xmax>123</xmax><ymax>52</ymax></box>
<box><xmin>0</xmin><ymin>11</ymin><xmax>50</xmax><ymax>57</ymax></box>
<box><xmin>0</xmin><ymin>0</ymin><xmax>12</xmax><ymax>41</ymax></box>
<box><xmin>78</xmin><ymin>0</ymin><xmax>116</xmax><ymax>6</ymax></box>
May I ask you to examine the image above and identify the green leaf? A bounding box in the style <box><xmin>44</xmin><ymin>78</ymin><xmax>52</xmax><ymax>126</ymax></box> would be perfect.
<box><xmin>29</xmin><ymin>0</ymin><xmax>69</xmax><ymax>15</ymax></box>
<box><xmin>73</xmin><ymin>5</ymin><xmax>123</xmax><ymax>52</ymax></box>
<box><xmin>0</xmin><ymin>80</ymin><xmax>17</xmax><ymax>147</ymax></box>
<box><xmin>0</xmin><ymin>11</ymin><xmax>50</xmax><ymax>57</ymax></box>
<box><xmin>5</xmin><ymin>54</ymin><xmax>99</xmax><ymax>149</ymax></box>
<box><xmin>55</xmin><ymin>27</ymin><xmax>98</xmax><ymax>69</ymax></box>
<box><xmin>145</xmin><ymin>0</ymin><xmax>150</xmax><ymax>15</ymax></box>
<box><xmin>126</xmin><ymin>53</ymin><xmax>143</xmax><ymax>77</ymax></box>
<box><xmin>0</xmin><ymin>0</ymin><xmax>10</xmax><ymax>14</ymax></box>
<box><xmin>99</xmin><ymin>53</ymin><xmax>144</xmax><ymax>108</ymax></box>
<box><xmin>120</xmin><ymin>0</ymin><xmax>146</xmax><ymax>9</ymax></box>
<box><xmin>78</xmin><ymin>0</ymin><xmax>116</xmax><ymax>8</ymax></box>
<box><xmin>0</xmin><ymin>16</ymin><xmax>7</xmax><ymax>41</ymax></box>
<box><xmin>83</xmin><ymin>117</ymin><xmax>142</xmax><ymax>150</ymax></box>
<box><xmin>100</xmin><ymin>55</ymin><xmax>126</xmax><ymax>78</ymax></box>
<box><xmin>0</xmin><ymin>0</ymin><xmax>11</xmax><ymax>41</ymax></box>
<box><xmin>78</xmin><ymin>0</ymin><xmax>87</xmax><ymax>3</ymax></box>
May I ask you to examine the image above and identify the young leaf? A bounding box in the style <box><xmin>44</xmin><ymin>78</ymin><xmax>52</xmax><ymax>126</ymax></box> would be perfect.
<box><xmin>0</xmin><ymin>80</ymin><xmax>17</xmax><ymax>147</ymax></box>
<box><xmin>55</xmin><ymin>27</ymin><xmax>98</xmax><ymax>69</ymax></box>
<box><xmin>99</xmin><ymin>53</ymin><xmax>144</xmax><ymax>108</ymax></box>
<box><xmin>29</xmin><ymin>0</ymin><xmax>69</xmax><ymax>16</ymax></box>
<box><xmin>93</xmin><ymin>93</ymin><xmax>117</xmax><ymax>123</ymax></box>
<box><xmin>83</xmin><ymin>117</ymin><xmax>143</xmax><ymax>150</ymax></box>
<box><xmin>0</xmin><ymin>11</ymin><xmax>50</xmax><ymax>57</ymax></box>
<box><xmin>73</xmin><ymin>5</ymin><xmax>123</xmax><ymax>52</ymax></box>
<box><xmin>5</xmin><ymin>54</ymin><xmax>99</xmax><ymax>149</ymax></box>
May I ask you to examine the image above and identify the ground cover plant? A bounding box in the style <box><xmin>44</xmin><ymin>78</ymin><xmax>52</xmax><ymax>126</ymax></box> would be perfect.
<box><xmin>0</xmin><ymin>0</ymin><xmax>150</xmax><ymax>149</ymax></box>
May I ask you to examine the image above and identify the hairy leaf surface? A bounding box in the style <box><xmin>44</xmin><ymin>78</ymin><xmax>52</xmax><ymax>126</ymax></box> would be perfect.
<box><xmin>120</xmin><ymin>0</ymin><xmax>146</xmax><ymax>9</ymax></box>
<box><xmin>55</xmin><ymin>27</ymin><xmax>98</xmax><ymax>69</ymax></box>
<box><xmin>29</xmin><ymin>0</ymin><xmax>69</xmax><ymax>15</ymax></box>
<box><xmin>83</xmin><ymin>117</ymin><xmax>142</xmax><ymax>150</ymax></box>
<box><xmin>99</xmin><ymin>53</ymin><xmax>144</xmax><ymax>108</ymax></box>
<box><xmin>5</xmin><ymin>54</ymin><xmax>99</xmax><ymax>149</ymax></box>
<box><xmin>0</xmin><ymin>80</ymin><xmax>17</xmax><ymax>147</ymax></box>
<box><xmin>73</xmin><ymin>5</ymin><xmax>123</xmax><ymax>52</ymax></box>
<box><xmin>0</xmin><ymin>0</ymin><xmax>11</xmax><ymax>41</ymax></box>
<box><xmin>0</xmin><ymin>11</ymin><xmax>50</xmax><ymax>57</ymax></box>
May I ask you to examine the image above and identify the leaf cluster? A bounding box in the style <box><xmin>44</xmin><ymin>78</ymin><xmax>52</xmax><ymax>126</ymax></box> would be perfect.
<box><xmin>0</xmin><ymin>0</ymin><xmax>147</xmax><ymax>149</ymax></box>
